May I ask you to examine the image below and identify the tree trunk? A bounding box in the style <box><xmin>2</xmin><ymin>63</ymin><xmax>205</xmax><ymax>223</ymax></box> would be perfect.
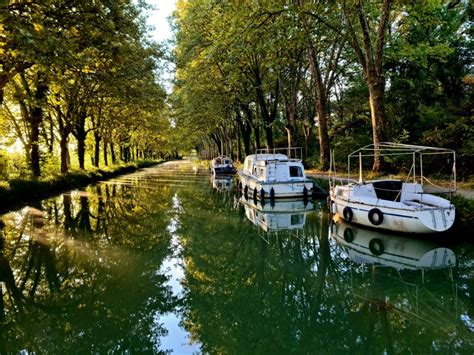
<box><xmin>29</xmin><ymin>113</ymin><xmax>41</xmax><ymax>177</ymax></box>
<box><xmin>94</xmin><ymin>131</ymin><xmax>101</xmax><ymax>168</ymax></box>
<box><xmin>73</xmin><ymin>111</ymin><xmax>88</xmax><ymax>170</ymax></box>
<box><xmin>302</xmin><ymin>123</ymin><xmax>311</xmax><ymax>159</ymax></box>
<box><xmin>29</xmin><ymin>80</ymin><xmax>48</xmax><ymax>177</ymax></box>
<box><xmin>77</xmin><ymin>138</ymin><xmax>86</xmax><ymax>169</ymax></box>
<box><xmin>368</xmin><ymin>73</ymin><xmax>387</xmax><ymax>170</ymax></box>
<box><xmin>236</xmin><ymin>122</ymin><xmax>242</xmax><ymax>161</ymax></box>
<box><xmin>254</xmin><ymin>111</ymin><xmax>261</xmax><ymax>151</ymax></box>
<box><xmin>239</xmin><ymin>104</ymin><xmax>253</xmax><ymax>155</ymax></box>
<box><xmin>111</xmin><ymin>142</ymin><xmax>116</xmax><ymax>163</ymax></box>
<box><xmin>316</xmin><ymin>93</ymin><xmax>330</xmax><ymax>170</ymax></box>
<box><xmin>253</xmin><ymin>64</ymin><xmax>279</xmax><ymax>150</ymax></box>
<box><xmin>103</xmin><ymin>140</ymin><xmax>108</xmax><ymax>166</ymax></box>
<box><xmin>0</xmin><ymin>73</ymin><xmax>8</xmax><ymax>106</ymax></box>
<box><xmin>343</xmin><ymin>0</ymin><xmax>392</xmax><ymax>171</ymax></box>
<box><xmin>264</xmin><ymin>124</ymin><xmax>274</xmax><ymax>151</ymax></box>
<box><xmin>308</xmin><ymin>43</ymin><xmax>330</xmax><ymax>170</ymax></box>
<box><xmin>59</xmin><ymin>133</ymin><xmax>69</xmax><ymax>173</ymax></box>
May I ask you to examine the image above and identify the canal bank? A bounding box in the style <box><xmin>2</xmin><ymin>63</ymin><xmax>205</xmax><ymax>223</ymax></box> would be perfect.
<box><xmin>0</xmin><ymin>160</ymin><xmax>162</xmax><ymax>215</ymax></box>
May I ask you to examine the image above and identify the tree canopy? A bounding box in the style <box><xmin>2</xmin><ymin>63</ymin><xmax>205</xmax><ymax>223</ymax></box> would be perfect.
<box><xmin>1</xmin><ymin>0</ymin><xmax>169</xmax><ymax>178</ymax></box>
<box><xmin>171</xmin><ymin>0</ymin><xmax>473</xmax><ymax>177</ymax></box>
<box><xmin>1</xmin><ymin>0</ymin><xmax>472</xmax><ymax>179</ymax></box>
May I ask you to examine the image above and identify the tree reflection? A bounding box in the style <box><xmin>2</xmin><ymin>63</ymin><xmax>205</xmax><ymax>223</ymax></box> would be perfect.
<box><xmin>177</xmin><ymin>185</ymin><xmax>474</xmax><ymax>353</ymax></box>
<box><xmin>1</xmin><ymin>164</ymin><xmax>473</xmax><ymax>353</ymax></box>
<box><xmin>0</xmin><ymin>169</ymin><xmax>183</xmax><ymax>352</ymax></box>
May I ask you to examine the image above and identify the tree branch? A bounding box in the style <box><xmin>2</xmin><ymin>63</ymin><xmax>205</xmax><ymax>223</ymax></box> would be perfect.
<box><xmin>342</xmin><ymin>1</ymin><xmax>367</xmax><ymax>74</ymax></box>
<box><xmin>375</xmin><ymin>0</ymin><xmax>392</xmax><ymax>75</ymax></box>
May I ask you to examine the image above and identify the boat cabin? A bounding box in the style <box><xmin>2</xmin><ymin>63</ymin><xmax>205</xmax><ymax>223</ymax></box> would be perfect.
<box><xmin>242</xmin><ymin>154</ymin><xmax>306</xmax><ymax>182</ymax></box>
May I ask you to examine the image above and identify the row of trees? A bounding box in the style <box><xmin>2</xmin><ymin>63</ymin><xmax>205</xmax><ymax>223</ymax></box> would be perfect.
<box><xmin>172</xmin><ymin>0</ymin><xmax>473</xmax><ymax>175</ymax></box>
<box><xmin>0</xmin><ymin>0</ymin><xmax>170</xmax><ymax>178</ymax></box>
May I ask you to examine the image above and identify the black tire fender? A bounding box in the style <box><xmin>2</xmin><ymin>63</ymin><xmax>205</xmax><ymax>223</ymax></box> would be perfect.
<box><xmin>343</xmin><ymin>207</ymin><xmax>353</xmax><ymax>222</ymax></box>
<box><xmin>343</xmin><ymin>228</ymin><xmax>354</xmax><ymax>242</ymax></box>
<box><xmin>369</xmin><ymin>238</ymin><xmax>384</xmax><ymax>255</ymax></box>
<box><xmin>368</xmin><ymin>208</ymin><xmax>384</xmax><ymax>226</ymax></box>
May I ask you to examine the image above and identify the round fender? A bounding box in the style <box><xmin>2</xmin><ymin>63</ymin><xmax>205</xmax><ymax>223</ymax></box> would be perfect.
<box><xmin>260</xmin><ymin>188</ymin><xmax>265</xmax><ymax>201</ymax></box>
<box><xmin>368</xmin><ymin>208</ymin><xmax>384</xmax><ymax>226</ymax></box>
<box><xmin>343</xmin><ymin>207</ymin><xmax>353</xmax><ymax>222</ymax></box>
<box><xmin>253</xmin><ymin>188</ymin><xmax>258</xmax><ymax>201</ymax></box>
<box><xmin>270</xmin><ymin>187</ymin><xmax>275</xmax><ymax>201</ymax></box>
<box><xmin>303</xmin><ymin>186</ymin><xmax>308</xmax><ymax>200</ymax></box>
<box><xmin>369</xmin><ymin>238</ymin><xmax>384</xmax><ymax>256</ymax></box>
<box><xmin>244</xmin><ymin>185</ymin><xmax>248</xmax><ymax>198</ymax></box>
<box><xmin>343</xmin><ymin>228</ymin><xmax>354</xmax><ymax>243</ymax></box>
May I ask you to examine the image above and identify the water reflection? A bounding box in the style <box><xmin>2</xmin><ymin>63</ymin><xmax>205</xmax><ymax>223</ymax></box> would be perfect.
<box><xmin>211</xmin><ymin>175</ymin><xmax>234</xmax><ymax>191</ymax></box>
<box><xmin>0</xmin><ymin>162</ymin><xmax>473</xmax><ymax>353</ymax></box>
<box><xmin>239</xmin><ymin>197</ymin><xmax>315</xmax><ymax>234</ymax></box>
<box><xmin>330</xmin><ymin>216</ymin><xmax>456</xmax><ymax>270</ymax></box>
<box><xmin>0</xmin><ymin>164</ymin><xmax>195</xmax><ymax>352</ymax></box>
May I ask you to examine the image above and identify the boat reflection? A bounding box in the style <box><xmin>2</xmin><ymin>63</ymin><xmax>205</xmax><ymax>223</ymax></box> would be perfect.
<box><xmin>211</xmin><ymin>175</ymin><xmax>234</xmax><ymax>191</ymax></box>
<box><xmin>329</xmin><ymin>215</ymin><xmax>456</xmax><ymax>270</ymax></box>
<box><xmin>240</xmin><ymin>197</ymin><xmax>314</xmax><ymax>233</ymax></box>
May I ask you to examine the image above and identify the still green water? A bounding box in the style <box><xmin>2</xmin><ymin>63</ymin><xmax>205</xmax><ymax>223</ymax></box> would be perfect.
<box><xmin>0</xmin><ymin>161</ymin><xmax>473</xmax><ymax>353</ymax></box>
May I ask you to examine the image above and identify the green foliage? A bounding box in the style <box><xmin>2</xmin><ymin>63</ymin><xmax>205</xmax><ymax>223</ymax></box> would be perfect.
<box><xmin>0</xmin><ymin>0</ymin><xmax>168</xmax><ymax>177</ymax></box>
<box><xmin>452</xmin><ymin>195</ymin><xmax>474</xmax><ymax>235</ymax></box>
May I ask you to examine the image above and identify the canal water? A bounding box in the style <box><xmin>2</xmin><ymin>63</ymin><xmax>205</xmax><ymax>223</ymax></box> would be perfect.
<box><xmin>0</xmin><ymin>161</ymin><xmax>473</xmax><ymax>353</ymax></box>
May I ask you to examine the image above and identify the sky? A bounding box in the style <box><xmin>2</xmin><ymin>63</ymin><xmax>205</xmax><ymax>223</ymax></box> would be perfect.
<box><xmin>143</xmin><ymin>0</ymin><xmax>177</xmax><ymax>91</ymax></box>
<box><xmin>144</xmin><ymin>0</ymin><xmax>176</xmax><ymax>43</ymax></box>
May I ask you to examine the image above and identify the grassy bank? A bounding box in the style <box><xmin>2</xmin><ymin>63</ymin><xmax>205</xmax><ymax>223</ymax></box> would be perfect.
<box><xmin>0</xmin><ymin>160</ymin><xmax>161</xmax><ymax>214</ymax></box>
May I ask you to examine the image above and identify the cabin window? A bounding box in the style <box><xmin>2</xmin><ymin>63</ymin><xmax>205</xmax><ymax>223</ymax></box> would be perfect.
<box><xmin>259</xmin><ymin>168</ymin><xmax>265</xmax><ymax>177</ymax></box>
<box><xmin>224</xmin><ymin>159</ymin><xmax>230</xmax><ymax>164</ymax></box>
<box><xmin>289</xmin><ymin>166</ymin><xmax>303</xmax><ymax>177</ymax></box>
<box><xmin>291</xmin><ymin>214</ymin><xmax>304</xmax><ymax>225</ymax></box>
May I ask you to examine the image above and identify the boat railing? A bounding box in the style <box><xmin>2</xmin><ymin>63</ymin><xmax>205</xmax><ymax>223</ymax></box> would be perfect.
<box><xmin>256</xmin><ymin>147</ymin><xmax>303</xmax><ymax>160</ymax></box>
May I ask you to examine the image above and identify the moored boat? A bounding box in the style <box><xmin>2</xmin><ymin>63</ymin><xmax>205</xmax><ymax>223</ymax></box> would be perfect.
<box><xmin>238</xmin><ymin>148</ymin><xmax>314</xmax><ymax>201</ymax></box>
<box><xmin>210</xmin><ymin>155</ymin><xmax>236</xmax><ymax>175</ymax></box>
<box><xmin>329</xmin><ymin>143</ymin><xmax>456</xmax><ymax>233</ymax></box>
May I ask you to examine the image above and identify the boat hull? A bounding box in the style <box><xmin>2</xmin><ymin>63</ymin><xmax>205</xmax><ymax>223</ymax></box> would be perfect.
<box><xmin>239</xmin><ymin>172</ymin><xmax>313</xmax><ymax>199</ymax></box>
<box><xmin>212</xmin><ymin>165</ymin><xmax>235</xmax><ymax>175</ymax></box>
<box><xmin>330</xmin><ymin>195</ymin><xmax>455</xmax><ymax>233</ymax></box>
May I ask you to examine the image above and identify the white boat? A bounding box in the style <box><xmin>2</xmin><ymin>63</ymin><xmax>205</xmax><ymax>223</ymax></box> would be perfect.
<box><xmin>240</xmin><ymin>196</ymin><xmax>314</xmax><ymax>232</ymax></box>
<box><xmin>329</xmin><ymin>143</ymin><xmax>456</xmax><ymax>233</ymax></box>
<box><xmin>238</xmin><ymin>148</ymin><xmax>314</xmax><ymax>201</ymax></box>
<box><xmin>210</xmin><ymin>155</ymin><xmax>236</xmax><ymax>175</ymax></box>
<box><xmin>330</xmin><ymin>216</ymin><xmax>456</xmax><ymax>270</ymax></box>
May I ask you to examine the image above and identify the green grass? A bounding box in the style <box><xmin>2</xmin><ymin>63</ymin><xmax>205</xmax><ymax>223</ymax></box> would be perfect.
<box><xmin>0</xmin><ymin>160</ymin><xmax>161</xmax><ymax>214</ymax></box>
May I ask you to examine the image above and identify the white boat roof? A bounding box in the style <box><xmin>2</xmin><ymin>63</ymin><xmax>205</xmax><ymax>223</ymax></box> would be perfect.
<box><xmin>246</xmin><ymin>153</ymin><xmax>293</xmax><ymax>161</ymax></box>
<box><xmin>213</xmin><ymin>155</ymin><xmax>232</xmax><ymax>161</ymax></box>
<box><xmin>349</xmin><ymin>142</ymin><xmax>455</xmax><ymax>158</ymax></box>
